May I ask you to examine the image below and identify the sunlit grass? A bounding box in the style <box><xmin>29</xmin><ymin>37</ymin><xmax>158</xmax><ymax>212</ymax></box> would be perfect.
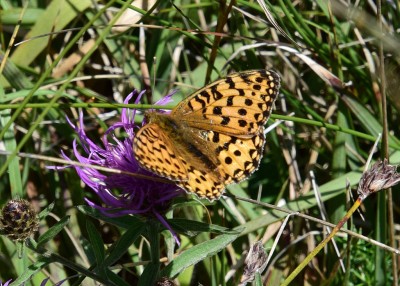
<box><xmin>0</xmin><ymin>1</ymin><xmax>399</xmax><ymax>285</ymax></box>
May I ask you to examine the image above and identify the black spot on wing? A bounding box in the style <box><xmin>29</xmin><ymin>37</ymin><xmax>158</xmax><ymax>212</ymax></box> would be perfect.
<box><xmin>221</xmin><ymin>116</ymin><xmax>230</xmax><ymax>125</ymax></box>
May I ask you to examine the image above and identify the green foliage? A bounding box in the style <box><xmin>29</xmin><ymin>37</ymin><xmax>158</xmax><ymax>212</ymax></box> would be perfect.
<box><xmin>0</xmin><ymin>0</ymin><xmax>399</xmax><ymax>285</ymax></box>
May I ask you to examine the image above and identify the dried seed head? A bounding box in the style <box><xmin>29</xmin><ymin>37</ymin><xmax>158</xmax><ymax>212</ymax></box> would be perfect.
<box><xmin>0</xmin><ymin>199</ymin><xmax>39</xmax><ymax>241</ymax></box>
<box><xmin>357</xmin><ymin>159</ymin><xmax>400</xmax><ymax>200</ymax></box>
<box><xmin>156</xmin><ymin>277</ymin><xmax>176</xmax><ymax>286</ymax></box>
<box><xmin>240</xmin><ymin>241</ymin><xmax>268</xmax><ymax>284</ymax></box>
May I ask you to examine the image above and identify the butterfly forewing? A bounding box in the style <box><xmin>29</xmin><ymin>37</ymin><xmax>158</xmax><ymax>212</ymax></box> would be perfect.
<box><xmin>134</xmin><ymin>123</ymin><xmax>188</xmax><ymax>180</ymax></box>
<box><xmin>172</xmin><ymin>70</ymin><xmax>280</xmax><ymax>136</ymax></box>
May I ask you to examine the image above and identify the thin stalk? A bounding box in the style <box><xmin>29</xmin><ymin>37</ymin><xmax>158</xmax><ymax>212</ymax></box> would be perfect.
<box><xmin>281</xmin><ymin>197</ymin><xmax>363</xmax><ymax>286</ymax></box>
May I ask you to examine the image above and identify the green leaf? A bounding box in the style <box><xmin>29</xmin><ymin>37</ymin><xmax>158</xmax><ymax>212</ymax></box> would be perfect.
<box><xmin>86</xmin><ymin>220</ymin><xmax>105</xmax><ymax>270</ymax></box>
<box><xmin>343</xmin><ymin>95</ymin><xmax>400</xmax><ymax>148</ymax></box>
<box><xmin>167</xmin><ymin>218</ymin><xmax>238</xmax><ymax>236</ymax></box>
<box><xmin>11</xmin><ymin>0</ymin><xmax>92</xmax><ymax>67</ymax></box>
<box><xmin>77</xmin><ymin>205</ymin><xmax>144</xmax><ymax>228</ymax></box>
<box><xmin>139</xmin><ymin>262</ymin><xmax>160</xmax><ymax>286</ymax></box>
<box><xmin>0</xmin><ymin>85</ymin><xmax>23</xmax><ymax>198</ymax></box>
<box><xmin>160</xmin><ymin>229</ymin><xmax>243</xmax><ymax>278</ymax></box>
<box><xmin>329</xmin><ymin>105</ymin><xmax>351</xmax><ymax>222</ymax></box>
<box><xmin>0</xmin><ymin>8</ymin><xmax>44</xmax><ymax>25</ymax></box>
<box><xmin>37</xmin><ymin>201</ymin><xmax>55</xmax><ymax>220</ymax></box>
<box><xmin>0</xmin><ymin>50</ymin><xmax>33</xmax><ymax>89</ymax></box>
<box><xmin>9</xmin><ymin>257</ymin><xmax>50</xmax><ymax>286</ymax></box>
<box><xmin>104</xmin><ymin>269</ymin><xmax>131</xmax><ymax>286</ymax></box>
<box><xmin>103</xmin><ymin>222</ymin><xmax>146</xmax><ymax>267</ymax></box>
<box><xmin>37</xmin><ymin>216</ymin><xmax>70</xmax><ymax>247</ymax></box>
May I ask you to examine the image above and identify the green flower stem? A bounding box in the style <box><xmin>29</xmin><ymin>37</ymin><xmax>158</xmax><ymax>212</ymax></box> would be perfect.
<box><xmin>147</xmin><ymin>220</ymin><xmax>161</xmax><ymax>263</ymax></box>
<box><xmin>281</xmin><ymin>197</ymin><xmax>363</xmax><ymax>286</ymax></box>
<box><xmin>271</xmin><ymin>114</ymin><xmax>379</xmax><ymax>144</ymax></box>
<box><xmin>0</xmin><ymin>100</ymin><xmax>385</xmax><ymax>147</ymax></box>
<box><xmin>138</xmin><ymin>220</ymin><xmax>161</xmax><ymax>286</ymax></box>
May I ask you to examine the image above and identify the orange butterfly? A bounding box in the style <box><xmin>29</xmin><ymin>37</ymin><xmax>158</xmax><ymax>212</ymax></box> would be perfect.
<box><xmin>134</xmin><ymin>70</ymin><xmax>280</xmax><ymax>200</ymax></box>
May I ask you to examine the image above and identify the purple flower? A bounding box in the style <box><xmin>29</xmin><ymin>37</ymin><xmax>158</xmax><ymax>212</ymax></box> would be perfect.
<box><xmin>40</xmin><ymin>277</ymin><xmax>67</xmax><ymax>286</ymax></box>
<box><xmin>61</xmin><ymin>90</ymin><xmax>184</xmax><ymax>243</ymax></box>
<box><xmin>1</xmin><ymin>280</ymin><xmax>12</xmax><ymax>286</ymax></box>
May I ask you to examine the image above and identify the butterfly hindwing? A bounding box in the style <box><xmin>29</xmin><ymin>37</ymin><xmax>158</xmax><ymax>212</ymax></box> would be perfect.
<box><xmin>204</xmin><ymin>131</ymin><xmax>266</xmax><ymax>184</ymax></box>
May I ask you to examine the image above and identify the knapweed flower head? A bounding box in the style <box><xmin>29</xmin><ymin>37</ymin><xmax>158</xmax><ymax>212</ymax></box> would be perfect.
<box><xmin>0</xmin><ymin>199</ymin><xmax>39</xmax><ymax>241</ymax></box>
<box><xmin>61</xmin><ymin>90</ymin><xmax>184</xmax><ymax>241</ymax></box>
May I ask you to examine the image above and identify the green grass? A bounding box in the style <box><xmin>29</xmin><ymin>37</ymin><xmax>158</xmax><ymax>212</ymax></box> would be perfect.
<box><xmin>1</xmin><ymin>0</ymin><xmax>400</xmax><ymax>285</ymax></box>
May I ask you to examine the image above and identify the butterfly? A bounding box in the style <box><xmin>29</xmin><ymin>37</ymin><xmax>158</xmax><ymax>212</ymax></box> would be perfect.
<box><xmin>133</xmin><ymin>69</ymin><xmax>280</xmax><ymax>201</ymax></box>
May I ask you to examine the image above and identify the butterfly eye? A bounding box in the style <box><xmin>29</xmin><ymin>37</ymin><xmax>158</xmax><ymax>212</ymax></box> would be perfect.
<box><xmin>199</xmin><ymin>130</ymin><xmax>209</xmax><ymax>139</ymax></box>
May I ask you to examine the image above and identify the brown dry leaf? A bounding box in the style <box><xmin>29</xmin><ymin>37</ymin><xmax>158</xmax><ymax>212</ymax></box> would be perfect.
<box><xmin>112</xmin><ymin>0</ymin><xmax>158</xmax><ymax>33</ymax></box>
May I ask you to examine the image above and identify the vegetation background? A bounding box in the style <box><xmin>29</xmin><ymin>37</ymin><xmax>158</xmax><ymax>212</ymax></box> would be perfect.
<box><xmin>0</xmin><ymin>0</ymin><xmax>399</xmax><ymax>285</ymax></box>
